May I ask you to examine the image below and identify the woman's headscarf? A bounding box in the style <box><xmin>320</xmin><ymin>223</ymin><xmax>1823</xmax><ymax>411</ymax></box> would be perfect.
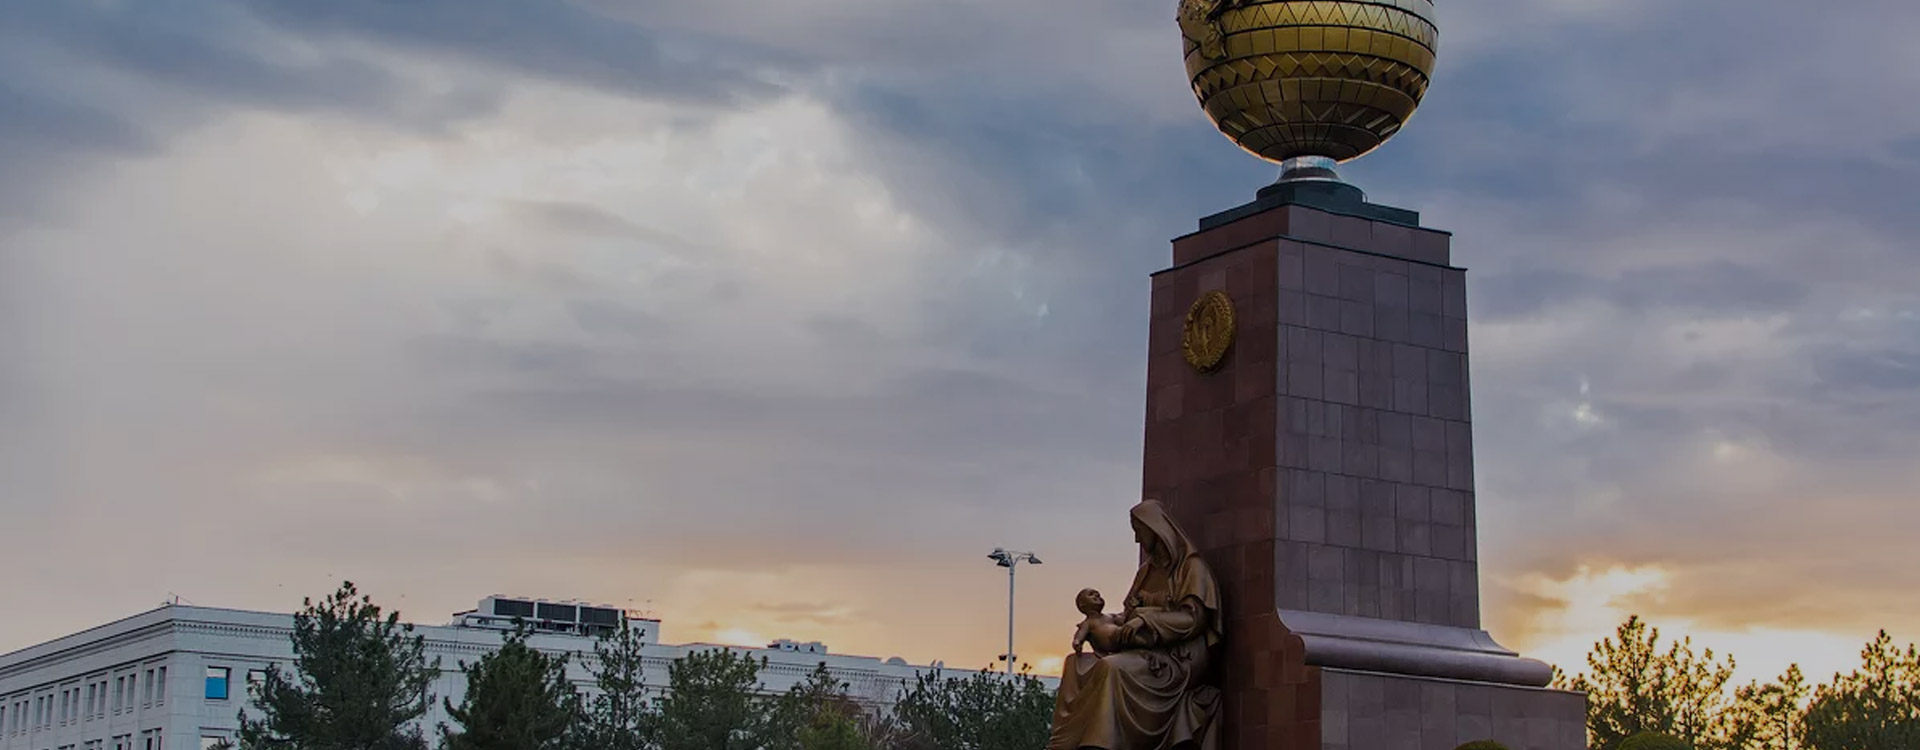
<box><xmin>1127</xmin><ymin>499</ymin><xmax>1223</xmax><ymax>646</ymax></box>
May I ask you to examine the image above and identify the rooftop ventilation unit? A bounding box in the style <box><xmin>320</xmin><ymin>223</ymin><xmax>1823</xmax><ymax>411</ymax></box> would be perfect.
<box><xmin>459</xmin><ymin>596</ymin><xmax>634</xmax><ymax>638</ymax></box>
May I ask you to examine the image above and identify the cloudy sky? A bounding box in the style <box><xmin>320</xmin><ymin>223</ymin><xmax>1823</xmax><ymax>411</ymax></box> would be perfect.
<box><xmin>4</xmin><ymin>0</ymin><xmax>1919</xmax><ymax>686</ymax></box>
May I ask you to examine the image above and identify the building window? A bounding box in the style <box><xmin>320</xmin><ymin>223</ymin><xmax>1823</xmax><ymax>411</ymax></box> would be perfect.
<box><xmin>156</xmin><ymin>666</ymin><xmax>168</xmax><ymax>704</ymax></box>
<box><xmin>143</xmin><ymin>669</ymin><xmax>154</xmax><ymax>705</ymax></box>
<box><xmin>200</xmin><ymin>736</ymin><xmax>227</xmax><ymax>750</ymax></box>
<box><xmin>205</xmin><ymin>667</ymin><xmax>231</xmax><ymax>700</ymax></box>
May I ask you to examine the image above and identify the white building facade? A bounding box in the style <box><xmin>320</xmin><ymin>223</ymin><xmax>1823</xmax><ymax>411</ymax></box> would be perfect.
<box><xmin>0</xmin><ymin>597</ymin><xmax>1047</xmax><ymax>750</ymax></box>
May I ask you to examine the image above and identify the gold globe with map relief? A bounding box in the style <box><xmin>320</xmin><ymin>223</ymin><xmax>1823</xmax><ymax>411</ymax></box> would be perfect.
<box><xmin>1178</xmin><ymin>0</ymin><xmax>1437</xmax><ymax>164</ymax></box>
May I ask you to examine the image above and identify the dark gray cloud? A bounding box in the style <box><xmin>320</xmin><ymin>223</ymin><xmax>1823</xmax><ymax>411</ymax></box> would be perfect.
<box><xmin>0</xmin><ymin>78</ymin><xmax>153</xmax><ymax>157</ymax></box>
<box><xmin>1473</xmin><ymin>261</ymin><xmax>1808</xmax><ymax>322</ymax></box>
<box><xmin>245</xmin><ymin>0</ymin><xmax>788</xmax><ymax>106</ymax></box>
<box><xmin>0</xmin><ymin>2</ymin><xmax>504</xmax><ymax>132</ymax></box>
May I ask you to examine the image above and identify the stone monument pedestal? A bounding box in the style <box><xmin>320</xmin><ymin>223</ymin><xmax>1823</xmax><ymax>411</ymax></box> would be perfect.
<box><xmin>1141</xmin><ymin>186</ymin><xmax>1588</xmax><ymax>750</ymax></box>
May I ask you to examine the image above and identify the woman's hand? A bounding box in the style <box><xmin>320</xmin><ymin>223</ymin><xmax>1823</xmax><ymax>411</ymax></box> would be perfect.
<box><xmin>1119</xmin><ymin>617</ymin><xmax>1157</xmax><ymax>648</ymax></box>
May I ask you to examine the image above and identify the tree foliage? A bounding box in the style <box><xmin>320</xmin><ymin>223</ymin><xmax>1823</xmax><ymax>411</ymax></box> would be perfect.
<box><xmin>652</xmin><ymin>648</ymin><xmax>771</xmax><ymax>750</ymax></box>
<box><xmin>577</xmin><ymin>619</ymin><xmax>656</xmax><ymax>750</ymax></box>
<box><xmin>235</xmin><ymin>584</ymin><xmax>1079</xmax><ymax>750</ymax></box>
<box><xmin>888</xmin><ymin>668</ymin><xmax>1055</xmax><ymax>750</ymax></box>
<box><xmin>235</xmin><ymin>581</ymin><xmax>438</xmax><ymax>750</ymax></box>
<box><xmin>1800</xmin><ymin>631</ymin><xmax>1920</xmax><ymax>750</ymax></box>
<box><xmin>1728</xmin><ymin>664</ymin><xmax>1810</xmax><ymax>750</ymax></box>
<box><xmin>1552</xmin><ymin>618</ymin><xmax>1920</xmax><ymax>750</ymax></box>
<box><xmin>1557</xmin><ymin>616</ymin><xmax>1745</xmax><ymax>750</ymax></box>
<box><xmin>765</xmin><ymin>664</ymin><xmax>878</xmax><ymax>750</ymax></box>
<box><xmin>439</xmin><ymin>625</ymin><xmax>582</xmax><ymax>750</ymax></box>
<box><xmin>1619</xmin><ymin>732</ymin><xmax>1692</xmax><ymax>750</ymax></box>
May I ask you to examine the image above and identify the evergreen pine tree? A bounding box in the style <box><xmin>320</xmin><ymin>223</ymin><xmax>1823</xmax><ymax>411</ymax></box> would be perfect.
<box><xmin>888</xmin><ymin>667</ymin><xmax>1054</xmax><ymax>750</ymax></box>
<box><xmin>578</xmin><ymin>619</ymin><xmax>656</xmax><ymax>750</ymax></box>
<box><xmin>652</xmin><ymin>648</ymin><xmax>768</xmax><ymax>750</ymax></box>
<box><xmin>1729</xmin><ymin>664</ymin><xmax>1811</xmax><ymax>750</ymax></box>
<box><xmin>1801</xmin><ymin>631</ymin><xmax>1920</xmax><ymax>750</ymax></box>
<box><xmin>439</xmin><ymin>625</ymin><xmax>582</xmax><ymax>750</ymax></box>
<box><xmin>235</xmin><ymin>581</ymin><xmax>438</xmax><ymax>750</ymax></box>
<box><xmin>1557</xmin><ymin>616</ymin><xmax>1744</xmax><ymax>750</ymax></box>
<box><xmin>766</xmin><ymin>665</ymin><xmax>875</xmax><ymax>750</ymax></box>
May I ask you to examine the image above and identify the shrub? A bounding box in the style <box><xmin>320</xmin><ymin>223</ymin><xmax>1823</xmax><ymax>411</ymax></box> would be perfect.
<box><xmin>1617</xmin><ymin>732</ymin><xmax>1691</xmax><ymax>750</ymax></box>
<box><xmin>1453</xmin><ymin>741</ymin><xmax>1509</xmax><ymax>750</ymax></box>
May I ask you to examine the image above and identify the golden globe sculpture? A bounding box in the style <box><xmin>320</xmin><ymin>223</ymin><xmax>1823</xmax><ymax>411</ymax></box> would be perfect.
<box><xmin>1178</xmin><ymin>0</ymin><xmax>1437</xmax><ymax>180</ymax></box>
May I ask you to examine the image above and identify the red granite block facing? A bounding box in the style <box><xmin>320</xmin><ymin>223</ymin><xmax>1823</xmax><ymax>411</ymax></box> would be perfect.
<box><xmin>1242</xmin><ymin>689</ymin><xmax>1273</xmax><ymax>728</ymax></box>
<box><xmin>1245</xmin><ymin>407</ymin><xmax>1277</xmax><ymax>464</ymax></box>
<box><xmin>1296</xmin><ymin>676</ymin><xmax>1323</xmax><ymax>718</ymax></box>
<box><xmin>1165</xmin><ymin>268</ymin><xmax>1200</xmax><ymax>303</ymax></box>
<box><xmin>1372</xmin><ymin>221</ymin><xmax>1415</xmax><ymax>259</ymax></box>
<box><xmin>1269</xmin><ymin>685</ymin><xmax>1299</xmax><ymax>729</ymax></box>
<box><xmin>1235</xmin><ymin>723</ymin><xmax>1266</xmax><ymax>750</ymax></box>
<box><xmin>1243</xmin><ymin>293</ymin><xmax>1277</xmax><ymax>336</ymax></box>
<box><xmin>1150</xmin><ymin>285</ymin><xmax>1181</xmax><ymax>320</ymax></box>
<box><xmin>1302</xmin><ymin>245</ymin><xmax>1340</xmax><ymax>293</ymax></box>
<box><xmin>1241</xmin><ymin>316</ymin><xmax>1280</xmax><ymax>364</ymax></box>
<box><xmin>1242</xmin><ymin>545</ymin><xmax>1277</xmax><ymax>612</ymax></box>
<box><xmin>1201</xmin><ymin>513</ymin><xmax>1233</xmax><ymax>556</ymax></box>
<box><xmin>1199</xmin><ymin>266</ymin><xmax>1230</xmax><ymax>294</ymax></box>
<box><xmin>1329</xmin><ymin>215</ymin><xmax>1372</xmax><ymax>250</ymax></box>
<box><xmin>1365</xmin><ymin>311</ymin><xmax>1404</xmax><ymax>348</ymax></box>
<box><xmin>1249</xmin><ymin>657</ymin><xmax>1278</xmax><ymax>694</ymax></box>
<box><xmin>1293</xmin><ymin>719</ymin><xmax>1322</xmax><ymax>750</ymax></box>
<box><xmin>1278</xmin><ymin>249</ymin><xmax>1306</xmax><ymax>293</ymax></box>
<box><xmin>1409</xmin><ymin>312</ymin><xmax>1445</xmax><ymax>350</ymax></box>
<box><xmin>1234</xmin><ymin>505</ymin><xmax>1270</xmax><ymax>548</ymax></box>
<box><xmin>1148</xmin><ymin>349</ymin><xmax>1185</xmax><ymax>387</ymax></box>
<box><xmin>1173</xmin><ymin>209</ymin><xmax>1291</xmax><ymax>266</ymax></box>
<box><xmin>1284</xmin><ymin>206</ymin><xmax>1333</xmax><ymax>243</ymax></box>
<box><xmin>1222</xmin><ymin>660</ymin><xmax>1253</xmax><ymax>693</ymax></box>
<box><xmin>1222</xmin><ymin>397</ymin><xmax>1258</xmax><ymax>439</ymax></box>
<box><xmin>1281</xmin><ymin>651</ymin><xmax>1308</xmax><ymax>685</ymax></box>
<box><xmin>1441</xmin><ymin>269</ymin><xmax>1468</xmax><ymax>318</ymax></box>
<box><xmin>1443</xmin><ymin>316</ymin><xmax>1470</xmax><ymax>353</ymax></box>
<box><xmin>1229</xmin><ymin>252</ymin><xmax>1280</xmax><ymax>301</ymax></box>
<box><xmin>1408</xmin><ymin>273</ymin><xmax>1442</xmax><ymax>314</ymax></box>
<box><xmin>1145</xmin><ymin>388</ymin><xmax>1172</xmax><ymax>426</ymax></box>
<box><xmin>1409</xmin><ymin>229</ymin><xmax>1451</xmax><ymax>266</ymax></box>
<box><xmin>1336</xmin><ymin>264</ymin><xmax>1372</xmax><ymax>303</ymax></box>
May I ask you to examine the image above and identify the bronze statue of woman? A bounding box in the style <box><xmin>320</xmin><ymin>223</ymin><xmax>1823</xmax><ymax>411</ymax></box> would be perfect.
<box><xmin>1047</xmin><ymin>500</ymin><xmax>1222</xmax><ymax>750</ymax></box>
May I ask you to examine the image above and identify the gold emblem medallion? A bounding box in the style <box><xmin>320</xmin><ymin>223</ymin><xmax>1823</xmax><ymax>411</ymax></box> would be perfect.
<box><xmin>1181</xmin><ymin>290</ymin><xmax>1236</xmax><ymax>373</ymax></box>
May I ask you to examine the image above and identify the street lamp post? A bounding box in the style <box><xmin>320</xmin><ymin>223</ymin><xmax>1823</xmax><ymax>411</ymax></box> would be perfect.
<box><xmin>987</xmin><ymin>547</ymin><xmax>1041</xmax><ymax>676</ymax></box>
